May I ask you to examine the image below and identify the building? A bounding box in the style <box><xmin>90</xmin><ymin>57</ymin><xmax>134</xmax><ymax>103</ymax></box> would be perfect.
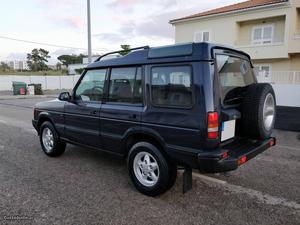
<box><xmin>170</xmin><ymin>0</ymin><xmax>300</xmax><ymax>84</ymax></box>
<box><xmin>4</xmin><ymin>60</ymin><xmax>29</xmax><ymax>70</ymax></box>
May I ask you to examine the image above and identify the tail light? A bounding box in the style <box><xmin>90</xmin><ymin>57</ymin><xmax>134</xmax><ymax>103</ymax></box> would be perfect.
<box><xmin>207</xmin><ymin>112</ymin><xmax>219</xmax><ymax>139</ymax></box>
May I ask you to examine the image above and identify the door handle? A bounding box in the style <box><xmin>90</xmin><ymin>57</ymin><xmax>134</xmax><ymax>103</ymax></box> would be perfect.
<box><xmin>129</xmin><ymin>114</ymin><xmax>137</xmax><ymax>119</ymax></box>
<box><xmin>90</xmin><ymin>110</ymin><xmax>98</xmax><ymax>115</ymax></box>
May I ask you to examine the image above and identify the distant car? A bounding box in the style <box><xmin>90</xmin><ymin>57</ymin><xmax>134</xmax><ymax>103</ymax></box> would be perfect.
<box><xmin>32</xmin><ymin>43</ymin><xmax>276</xmax><ymax>196</ymax></box>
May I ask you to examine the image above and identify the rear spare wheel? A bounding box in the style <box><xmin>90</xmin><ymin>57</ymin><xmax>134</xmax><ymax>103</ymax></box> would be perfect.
<box><xmin>241</xmin><ymin>83</ymin><xmax>276</xmax><ymax>140</ymax></box>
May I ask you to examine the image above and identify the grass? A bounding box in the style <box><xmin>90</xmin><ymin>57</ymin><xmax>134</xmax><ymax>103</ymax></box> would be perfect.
<box><xmin>0</xmin><ymin>70</ymin><xmax>67</xmax><ymax>76</ymax></box>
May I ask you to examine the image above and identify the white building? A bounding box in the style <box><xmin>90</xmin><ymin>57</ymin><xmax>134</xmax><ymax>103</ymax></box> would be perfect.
<box><xmin>5</xmin><ymin>60</ymin><xmax>29</xmax><ymax>70</ymax></box>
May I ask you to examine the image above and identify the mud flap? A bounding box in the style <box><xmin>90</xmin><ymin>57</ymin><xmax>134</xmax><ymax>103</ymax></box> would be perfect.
<box><xmin>182</xmin><ymin>167</ymin><xmax>192</xmax><ymax>194</ymax></box>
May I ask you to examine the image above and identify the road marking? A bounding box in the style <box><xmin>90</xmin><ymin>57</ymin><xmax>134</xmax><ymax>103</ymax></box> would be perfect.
<box><xmin>0</xmin><ymin>120</ymin><xmax>7</xmax><ymax>124</ymax></box>
<box><xmin>193</xmin><ymin>173</ymin><xmax>300</xmax><ymax>210</ymax></box>
<box><xmin>276</xmin><ymin>144</ymin><xmax>300</xmax><ymax>151</ymax></box>
<box><xmin>192</xmin><ymin>173</ymin><xmax>227</xmax><ymax>185</ymax></box>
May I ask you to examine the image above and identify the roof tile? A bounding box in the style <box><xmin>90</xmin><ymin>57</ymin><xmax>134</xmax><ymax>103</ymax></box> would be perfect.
<box><xmin>171</xmin><ymin>0</ymin><xmax>288</xmax><ymax>23</ymax></box>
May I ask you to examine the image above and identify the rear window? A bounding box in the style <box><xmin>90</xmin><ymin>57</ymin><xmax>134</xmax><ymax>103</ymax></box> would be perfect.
<box><xmin>216</xmin><ymin>54</ymin><xmax>255</xmax><ymax>105</ymax></box>
<box><xmin>151</xmin><ymin>66</ymin><xmax>192</xmax><ymax>107</ymax></box>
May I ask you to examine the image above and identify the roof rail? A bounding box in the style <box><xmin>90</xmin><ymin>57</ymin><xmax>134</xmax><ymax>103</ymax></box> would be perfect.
<box><xmin>95</xmin><ymin>45</ymin><xmax>150</xmax><ymax>62</ymax></box>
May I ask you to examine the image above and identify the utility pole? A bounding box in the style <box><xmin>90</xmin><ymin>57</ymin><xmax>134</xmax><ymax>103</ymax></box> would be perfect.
<box><xmin>87</xmin><ymin>0</ymin><xmax>92</xmax><ymax>64</ymax></box>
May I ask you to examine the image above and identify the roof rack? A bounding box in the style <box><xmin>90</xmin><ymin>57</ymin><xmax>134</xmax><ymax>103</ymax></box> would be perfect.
<box><xmin>95</xmin><ymin>46</ymin><xmax>150</xmax><ymax>62</ymax></box>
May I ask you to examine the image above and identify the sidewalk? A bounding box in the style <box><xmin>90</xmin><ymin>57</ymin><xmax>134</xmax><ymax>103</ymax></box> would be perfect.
<box><xmin>0</xmin><ymin>94</ymin><xmax>58</xmax><ymax>100</ymax></box>
<box><xmin>0</xmin><ymin>89</ymin><xmax>70</xmax><ymax>100</ymax></box>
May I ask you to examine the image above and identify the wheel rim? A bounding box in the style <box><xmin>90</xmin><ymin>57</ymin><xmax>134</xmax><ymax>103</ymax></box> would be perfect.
<box><xmin>263</xmin><ymin>93</ymin><xmax>275</xmax><ymax>131</ymax></box>
<box><xmin>133</xmin><ymin>151</ymin><xmax>160</xmax><ymax>187</ymax></box>
<box><xmin>42</xmin><ymin>127</ymin><xmax>54</xmax><ymax>152</ymax></box>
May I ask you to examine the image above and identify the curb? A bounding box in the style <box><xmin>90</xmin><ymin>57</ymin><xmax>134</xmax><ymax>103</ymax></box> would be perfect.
<box><xmin>0</xmin><ymin>95</ymin><xmax>57</xmax><ymax>100</ymax></box>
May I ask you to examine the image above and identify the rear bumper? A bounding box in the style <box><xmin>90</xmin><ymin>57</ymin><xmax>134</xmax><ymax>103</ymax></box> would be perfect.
<box><xmin>167</xmin><ymin>137</ymin><xmax>276</xmax><ymax>173</ymax></box>
<box><xmin>198</xmin><ymin>137</ymin><xmax>276</xmax><ymax>173</ymax></box>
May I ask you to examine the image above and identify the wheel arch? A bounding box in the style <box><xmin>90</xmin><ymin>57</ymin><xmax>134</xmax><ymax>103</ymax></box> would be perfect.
<box><xmin>122</xmin><ymin>128</ymin><xmax>168</xmax><ymax>158</ymax></box>
<box><xmin>37</xmin><ymin>112</ymin><xmax>55</xmax><ymax>133</ymax></box>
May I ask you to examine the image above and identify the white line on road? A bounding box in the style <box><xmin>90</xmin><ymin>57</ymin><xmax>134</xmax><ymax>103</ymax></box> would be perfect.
<box><xmin>192</xmin><ymin>173</ymin><xmax>227</xmax><ymax>185</ymax></box>
<box><xmin>0</xmin><ymin>120</ymin><xmax>7</xmax><ymax>124</ymax></box>
<box><xmin>193</xmin><ymin>173</ymin><xmax>300</xmax><ymax>210</ymax></box>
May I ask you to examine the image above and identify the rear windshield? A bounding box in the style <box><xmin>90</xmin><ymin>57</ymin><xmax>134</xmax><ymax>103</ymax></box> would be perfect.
<box><xmin>216</xmin><ymin>54</ymin><xmax>255</xmax><ymax>105</ymax></box>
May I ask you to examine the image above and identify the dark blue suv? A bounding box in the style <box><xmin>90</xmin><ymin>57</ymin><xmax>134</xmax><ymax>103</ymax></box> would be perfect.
<box><xmin>33</xmin><ymin>43</ymin><xmax>276</xmax><ymax>196</ymax></box>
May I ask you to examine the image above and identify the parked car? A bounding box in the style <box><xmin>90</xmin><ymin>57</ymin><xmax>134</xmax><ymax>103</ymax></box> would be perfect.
<box><xmin>32</xmin><ymin>43</ymin><xmax>276</xmax><ymax>196</ymax></box>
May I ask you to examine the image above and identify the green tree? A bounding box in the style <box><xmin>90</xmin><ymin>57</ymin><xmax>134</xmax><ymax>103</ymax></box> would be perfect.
<box><xmin>57</xmin><ymin>54</ymin><xmax>86</xmax><ymax>66</ymax></box>
<box><xmin>119</xmin><ymin>45</ymin><xmax>131</xmax><ymax>56</ymax></box>
<box><xmin>27</xmin><ymin>48</ymin><xmax>50</xmax><ymax>71</ymax></box>
<box><xmin>75</xmin><ymin>68</ymin><xmax>85</xmax><ymax>74</ymax></box>
<box><xmin>0</xmin><ymin>62</ymin><xmax>10</xmax><ymax>71</ymax></box>
<box><xmin>56</xmin><ymin>62</ymin><xmax>62</xmax><ymax>70</ymax></box>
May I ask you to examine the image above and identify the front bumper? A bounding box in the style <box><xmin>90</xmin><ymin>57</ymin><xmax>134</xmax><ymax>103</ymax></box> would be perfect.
<box><xmin>197</xmin><ymin>137</ymin><xmax>276</xmax><ymax>173</ymax></box>
<box><xmin>32</xmin><ymin>120</ymin><xmax>38</xmax><ymax>132</ymax></box>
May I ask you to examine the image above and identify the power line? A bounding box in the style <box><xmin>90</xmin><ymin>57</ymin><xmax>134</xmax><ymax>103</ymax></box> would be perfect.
<box><xmin>0</xmin><ymin>35</ymin><xmax>110</xmax><ymax>52</ymax></box>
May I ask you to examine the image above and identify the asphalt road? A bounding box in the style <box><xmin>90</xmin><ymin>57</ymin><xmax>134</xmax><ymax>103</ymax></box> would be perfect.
<box><xmin>0</xmin><ymin>97</ymin><xmax>299</xmax><ymax>225</ymax></box>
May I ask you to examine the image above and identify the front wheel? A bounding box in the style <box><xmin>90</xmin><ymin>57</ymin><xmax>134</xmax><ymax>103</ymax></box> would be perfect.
<box><xmin>127</xmin><ymin>142</ymin><xmax>177</xmax><ymax>196</ymax></box>
<box><xmin>39</xmin><ymin>121</ymin><xmax>66</xmax><ymax>157</ymax></box>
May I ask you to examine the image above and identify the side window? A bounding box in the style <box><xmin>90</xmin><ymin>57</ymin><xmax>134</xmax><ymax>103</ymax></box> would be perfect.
<box><xmin>108</xmin><ymin>67</ymin><xmax>143</xmax><ymax>104</ymax></box>
<box><xmin>151</xmin><ymin>66</ymin><xmax>192</xmax><ymax>107</ymax></box>
<box><xmin>75</xmin><ymin>69</ymin><xmax>106</xmax><ymax>102</ymax></box>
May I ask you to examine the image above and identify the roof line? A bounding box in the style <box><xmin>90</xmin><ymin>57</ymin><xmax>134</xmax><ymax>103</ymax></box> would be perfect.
<box><xmin>170</xmin><ymin>1</ymin><xmax>289</xmax><ymax>24</ymax></box>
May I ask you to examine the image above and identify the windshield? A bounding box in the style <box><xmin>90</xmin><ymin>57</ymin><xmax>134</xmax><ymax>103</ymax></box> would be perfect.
<box><xmin>216</xmin><ymin>54</ymin><xmax>256</xmax><ymax>105</ymax></box>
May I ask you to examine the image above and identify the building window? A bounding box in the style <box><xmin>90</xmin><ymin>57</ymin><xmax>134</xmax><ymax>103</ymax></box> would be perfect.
<box><xmin>252</xmin><ymin>25</ymin><xmax>274</xmax><ymax>45</ymax></box>
<box><xmin>194</xmin><ymin>30</ymin><xmax>211</xmax><ymax>42</ymax></box>
<box><xmin>254</xmin><ymin>64</ymin><xmax>272</xmax><ymax>82</ymax></box>
<box><xmin>151</xmin><ymin>66</ymin><xmax>193</xmax><ymax>107</ymax></box>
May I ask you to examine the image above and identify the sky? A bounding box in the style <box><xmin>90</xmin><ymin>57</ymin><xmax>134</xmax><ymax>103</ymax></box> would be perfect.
<box><xmin>0</xmin><ymin>0</ymin><xmax>244</xmax><ymax>64</ymax></box>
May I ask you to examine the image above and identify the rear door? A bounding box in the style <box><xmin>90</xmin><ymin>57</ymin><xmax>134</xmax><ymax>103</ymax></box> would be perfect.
<box><xmin>100</xmin><ymin>67</ymin><xmax>143</xmax><ymax>154</ymax></box>
<box><xmin>64</xmin><ymin>69</ymin><xmax>107</xmax><ymax>147</ymax></box>
<box><xmin>215</xmin><ymin>53</ymin><xmax>256</xmax><ymax>141</ymax></box>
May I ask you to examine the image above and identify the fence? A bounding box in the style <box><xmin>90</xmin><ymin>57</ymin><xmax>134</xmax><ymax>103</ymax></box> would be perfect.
<box><xmin>0</xmin><ymin>72</ymin><xmax>299</xmax><ymax>107</ymax></box>
<box><xmin>257</xmin><ymin>71</ymin><xmax>300</xmax><ymax>84</ymax></box>
<box><xmin>0</xmin><ymin>75</ymin><xmax>81</xmax><ymax>91</ymax></box>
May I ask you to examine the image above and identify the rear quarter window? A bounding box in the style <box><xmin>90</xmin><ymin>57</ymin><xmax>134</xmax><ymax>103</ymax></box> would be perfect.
<box><xmin>151</xmin><ymin>66</ymin><xmax>193</xmax><ymax>108</ymax></box>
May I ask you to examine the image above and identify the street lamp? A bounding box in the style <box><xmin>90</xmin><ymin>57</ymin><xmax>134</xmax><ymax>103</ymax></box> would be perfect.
<box><xmin>87</xmin><ymin>0</ymin><xmax>92</xmax><ymax>64</ymax></box>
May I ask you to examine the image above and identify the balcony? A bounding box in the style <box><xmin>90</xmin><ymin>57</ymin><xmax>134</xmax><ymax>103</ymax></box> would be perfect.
<box><xmin>256</xmin><ymin>70</ymin><xmax>300</xmax><ymax>84</ymax></box>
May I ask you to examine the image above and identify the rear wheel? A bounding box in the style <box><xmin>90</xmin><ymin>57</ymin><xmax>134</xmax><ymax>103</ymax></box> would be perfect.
<box><xmin>241</xmin><ymin>83</ymin><xmax>276</xmax><ymax>140</ymax></box>
<box><xmin>39</xmin><ymin>121</ymin><xmax>66</xmax><ymax>157</ymax></box>
<box><xmin>127</xmin><ymin>142</ymin><xmax>177</xmax><ymax>196</ymax></box>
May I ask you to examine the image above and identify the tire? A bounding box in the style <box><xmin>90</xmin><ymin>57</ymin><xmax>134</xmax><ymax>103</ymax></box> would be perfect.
<box><xmin>241</xmin><ymin>83</ymin><xmax>276</xmax><ymax>140</ymax></box>
<box><xmin>39</xmin><ymin>121</ymin><xmax>66</xmax><ymax>157</ymax></box>
<box><xmin>127</xmin><ymin>142</ymin><xmax>177</xmax><ymax>196</ymax></box>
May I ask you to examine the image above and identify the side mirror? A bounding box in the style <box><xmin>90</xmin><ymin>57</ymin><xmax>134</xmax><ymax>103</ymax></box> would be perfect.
<box><xmin>58</xmin><ymin>92</ymin><xmax>71</xmax><ymax>101</ymax></box>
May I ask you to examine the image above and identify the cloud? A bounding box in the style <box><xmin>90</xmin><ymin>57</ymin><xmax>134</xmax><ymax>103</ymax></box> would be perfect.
<box><xmin>36</xmin><ymin>0</ymin><xmax>85</xmax><ymax>29</ymax></box>
<box><xmin>63</xmin><ymin>16</ymin><xmax>85</xmax><ymax>29</ymax></box>
<box><xmin>5</xmin><ymin>52</ymin><xmax>27</xmax><ymax>60</ymax></box>
<box><xmin>93</xmin><ymin>33</ymin><xmax>131</xmax><ymax>44</ymax></box>
<box><xmin>51</xmin><ymin>48</ymin><xmax>82</xmax><ymax>56</ymax></box>
<box><xmin>106</xmin><ymin>0</ymin><xmax>140</xmax><ymax>8</ymax></box>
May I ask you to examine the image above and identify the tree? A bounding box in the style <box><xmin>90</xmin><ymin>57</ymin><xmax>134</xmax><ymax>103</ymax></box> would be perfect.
<box><xmin>56</xmin><ymin>62</ymin><xmax>62</xmax><ymax>70</ymax></box>
<box><xmin>0</xmin><ymin>62</ymin><xmax>10</xmax><ymax>71</ymax></box>
<box><xmin>27</xmin><ymin>48</ymin><xmax>50</xmax><ymax>71</ymax></box>
<box><xmin>57</xmin><ymin>54</ymin><xmax>86</xmax><ymax>66</ymax></box>
<box><xmin>119</xmin><ymin>45</ymin><xmax>131</xmax><ymax>56</ymax></box>
<box><xmin>75</xmin><ymin>68</ymin><xmax>85</xmax><ymax>74</ymax></box>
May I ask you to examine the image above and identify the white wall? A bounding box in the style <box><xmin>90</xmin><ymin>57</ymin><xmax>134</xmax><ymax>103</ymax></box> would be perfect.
<box><xmin>0</xmin><ymin>75</ymin><xmax>299</xmax><ymax>107</ymax></box>
<box><xmin>272</xmin><ymin>84</ymin><xmax>300</xmax><ymax>107</ymax></box>
<box><xmin>0</xmin><ymin>75</ymin><xmax>80</xmax><ymax>91</ymax></box>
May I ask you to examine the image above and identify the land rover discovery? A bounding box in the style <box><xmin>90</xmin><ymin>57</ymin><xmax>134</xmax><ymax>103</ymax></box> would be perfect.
<box><xmin>32</xmin><ymin>43</ymin><xmax>276</xmax><ymax>196</ymax></box>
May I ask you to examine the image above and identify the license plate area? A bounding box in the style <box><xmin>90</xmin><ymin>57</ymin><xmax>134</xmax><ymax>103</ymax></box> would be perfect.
<box><xmin>221</xmin><ymin>120</ymin><xmax>236</xmax><ymax>142</ymax></box>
